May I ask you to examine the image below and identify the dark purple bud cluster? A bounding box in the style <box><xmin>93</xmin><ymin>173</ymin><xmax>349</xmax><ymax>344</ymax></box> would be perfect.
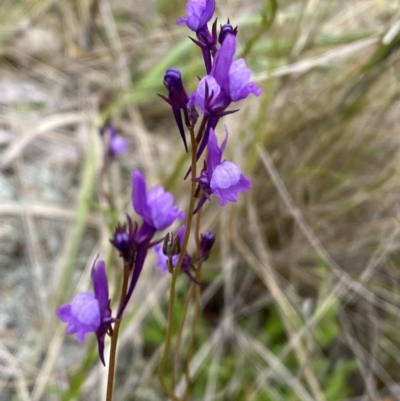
<box><xmin>110</xmin><ymin>215</ymin><xmax>137</xmax><ymax>264</ymax></box>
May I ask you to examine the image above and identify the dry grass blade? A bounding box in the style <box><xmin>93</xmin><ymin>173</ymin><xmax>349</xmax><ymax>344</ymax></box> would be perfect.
<box><xmin>0</xmin><ymin>202</ymin><xmax>100</xmax><ymax>227</ymax></box>
<box><xmin>236</xmin><ymin>201</ymin><xmax>326</xmax><ymax>401</ymax></box>
<box><xmin>0</xmin><ymin>346</ymin><xmax>31</xmax><ymax>401</ymax></box>
<box><xmin>0</xmin><ymin>113</ymin><xmax>85</xmax><ymax>170</ymax></box>
<box><xmin>235</xmin><ymin>328</ymin><xmax>315</xmax><ymax>401</ymax></box>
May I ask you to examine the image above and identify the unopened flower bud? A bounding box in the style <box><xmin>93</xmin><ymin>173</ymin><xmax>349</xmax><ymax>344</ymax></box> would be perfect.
<box><xmin>200</xmin><ymin>231</ymin><xmax>215</xmax><ymax>261</ymax></box>
<box><xmin>218</xmin><ymin>22</ymin><xmax>238</xmax><ymax>45</ymax></box>
<box><xmin>159</xmin><ymin>69</ymin><xmax>189</xmax><ymax>152</ymax></box>
<box><xmin>163</xmin><ymin>232</ymin><xmax>181</xmax><ymax>257</ymax></box>
<box><xmin>110</xmin><ymin>215</ymin><xmax>137</xmax><ymax>264</ymax></box>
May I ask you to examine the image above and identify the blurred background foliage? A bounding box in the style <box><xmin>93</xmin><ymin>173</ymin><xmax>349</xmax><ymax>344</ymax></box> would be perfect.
<box><xmin>1</xmin><ymin>0</ymin><xmax>400</xmax><ymax>400</ymax></box>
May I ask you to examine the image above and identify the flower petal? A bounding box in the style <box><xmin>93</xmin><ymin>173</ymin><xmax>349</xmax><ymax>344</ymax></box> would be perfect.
<box><xmin>57</xmin><ymin>293</ymin><xmax>101</xmax><ymax>342</ymax></box>
<box><xmin>70</xmin><ymin>293</ymin><xmax>101</xmax><ymax>331</ymax></box>
<box><xmin>132</xmin><ymin>170</ymin><xmax>149</xmax><ymax>218</ymax></box>
<box><xmin>210</xmin><ymin>161</ymin><xmax>241</xmax><ymax>189</ymax></box>
<box><xmin>207</xmin><ymin>128</ymin><xmax>222</xmax><ymax>175</ymax></box>
<box><xmin>177</xmin><ymin>0</ymin><xmax>215</xmax><ymax>31</ymax></box>
<box><xmin>211</xmin><ymin>33</ymin><xmax>236</xmax><ymax>92</ymax></box>
<box><xmin>56</xmin><ymin>304</ymin><xmax>72</xmax><ymax>322</ymax></box>
<box><xmin>91</xmin><ymin>259</ymin><xmax>109</xmax><ymax>315</ymax></box>
<box><xmin>132</xmin><ymin>170</ymin><xmax>184</xmax><ymax>231</ymax></box>
<box><xmin>210</xmin><ymin>162</ymin><xmax>251</xmax><ymax>206</ymax></box>
<box><xmin>191</xmin><ymin>76</ymin><xmax>221</xmax><ymax>114</ymax></box>
<box><xmin>229</xmin><ymin>58</ymin><xmax>262</xmax><ymax>101</ymax></box>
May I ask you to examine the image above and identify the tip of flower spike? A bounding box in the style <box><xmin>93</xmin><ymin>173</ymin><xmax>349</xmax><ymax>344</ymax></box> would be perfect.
<box><xmin>177</xmin><ymin>0</ymin><xmax>216</xmax><ymax>32</ymax></box>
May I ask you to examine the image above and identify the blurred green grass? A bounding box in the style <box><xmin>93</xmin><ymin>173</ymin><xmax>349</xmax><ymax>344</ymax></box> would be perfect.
<box><xmin>1</xmin><ymin>0</ymin><xmax>400</xmax><ymax>400</ymax></box>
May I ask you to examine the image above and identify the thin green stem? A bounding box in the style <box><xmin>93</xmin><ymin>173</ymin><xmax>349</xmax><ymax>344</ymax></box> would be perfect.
<box><xmin>158</xmin><ymin>126</ymin><xmax>198</xmax><ymax>400</ymax></box>
<box><xmin>157</xmin><ymin>262</ymin><xmax>182</xmax><ymax>401</ymax></box>
<box><xmin>106</xmin><ymin>265</ymin><xmax>130</xmax><ymax>401</ymax></box>
<box><xmin>175</xmin><ymin>126</ymin><xmax>198</xmax><ymax>272</ymax></box>
<box><xmin>183</xmin><ymin>280</ymin><xmax>202</xmax><ymax>400</ymax></box>
<box><xmin>183</xmin><ymin>211</ymin><xmax>203</xmax><ymax>400</ymax></box>
<box><xmin>194</xmin><ymin>209</ymin><xmax>202</xmax><ymax>258</ymax></box>
<box><xmin>173</xmin><ymin>283</ymin><xmax>196</xmax><ymax>384</ymax></box>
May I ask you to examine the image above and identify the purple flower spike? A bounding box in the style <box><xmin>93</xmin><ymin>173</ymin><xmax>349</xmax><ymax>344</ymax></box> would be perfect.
<box><xmin>191</xmin><ymin>32</ymin><xmax>261</xmax><ymax>109</ymax></box>
<box><xmin>195</xmin><ymin>128</ymin><xmax>251</xmax><ymax>212</ymax></box>
<box><xmin>56</xmin><ymin>257</ymin><xmax>113</xmax><ymax>366</ymax></box>
<box><xmin>100</xmin><ymin>125</ymin><xmax>129</xmax><ymax>157</ymax></box>
<box><xmin>188</xmin><ymin>32</ymin><xmax>261</xmax><ymax>164</ymax></box>
<box><xmin>132</xmin><ymin>170</ymin><xmax>185</xmax><ymax>232</ymax></box>
<box><xmin>177</xmin><ymin>0</ymin><xmax>216</xmax><ymax>73</ymax></box>
<box><xmin>177</xmin><ymin>0</ymin><xmax>215</xmax><ymax>32</ymax></box>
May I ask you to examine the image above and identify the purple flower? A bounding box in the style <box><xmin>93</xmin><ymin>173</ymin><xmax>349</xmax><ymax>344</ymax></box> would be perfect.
<box><xmin>189</xmin><ymin>76</ymin><xmax>226</xmax><ymax>115</ymax></box>
<box><xmin>115</xmin><ymin>171</ymin><xmax>185</xmax><ymax>319</ymax></box>
<box><xmin>189</xmin><ymin>32</ymin><xmax>262</xmax><ymax>162</ymax></box>
<box><xmin>191</xmin><ymin>33</ymin><xmax>262</xmax><ymax>112</ymax></box>
<box><xmin>159</xmin><ymin>69</ymin><xmax>189</xmax><ymax>152</ymax></box>
<box><xmin>213</xmin><ymin>32</ymin><xmax>262</xmax><ymax>101</ymax></box>
<box><xmin>132</xmin><ymin>170</ymin><xmax>185</xmax><ymax>232</ymax></box>
<box><xmin>56</xmin><ymin>257</ymin><xmax>112</xmax><ymax>365</ymax></box>
<box><xmin>100</xmin><ymin>125</ymin><xmax>129</xmax><ymax>157</ymax></box>
<box><xmin>195</xmin><ymin>128</ymin><xmax>251</xmax><ymax>212</ymax></box>
<box><xmin>177</xmin><ymin>0</ymin><xmax>215</xmax><ymax>32</ymax></box>
<box><xmin>57</xmin><ymin>293</ymin><xmax>100</xmax><ymax>340</ymax></box>
<box><xmin>228</xmin><ymin>59</ymin><xmax>263</xmax><ymax>101</ymax></box>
